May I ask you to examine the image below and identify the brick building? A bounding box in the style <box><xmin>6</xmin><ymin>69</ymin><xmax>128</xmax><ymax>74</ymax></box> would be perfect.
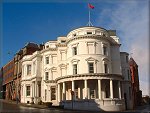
<box><xmin>129</xmin><ymin>57</ymin><xmax>142</xmax><ymax>107</ymax></box>
<box><xmin>2</xmin><ymin>60</ymin><xmax>14</xmax><ymax>100</ymax></box>
<box><xmin>0</xmin><ymin>67</ymin><xmax>3</xmax><ymax>99</ymax></box>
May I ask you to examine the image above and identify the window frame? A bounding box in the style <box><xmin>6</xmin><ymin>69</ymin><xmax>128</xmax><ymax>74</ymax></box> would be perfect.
<box><xmin>45</xmin><ymin>72</ymin><xmax>49</xmax><ymax>80</ymax></box>
<box><xmin>73</xmin><ymin>64</ymin><xmax>77</xmax><ymax>74</ymax></box>
<box><xmin>88</xmin><ymin>62</ymin><xmax>94</xmax><ymax>73</ymax></box>
<box><xmin>27</xmin><ymin>64</ymin><xmax>31</xmax><ymax>75</ymax></box>
<box><xmin>104</xmin><ymin>63</ymin><xmax>108</xmax><ymax>73</ymax></box>
<box><xmin>72</xmin><ymin>47</ymin><xmax>77</xmax><ymax>55</ymax></box>
<box><xmin>103</xmin><ymin>46</ymin><xmax>107</xmax><ymax>56</ymax></box>
<box><xmin>51</xmin><ymin>87</ymin><xmax>56</xmax><ymax>100</ymax></box>
<box><xmin>45</xmin><ymin>56</ymin><xmax>49</xmax><ymax>64</ymax></box>
<box><xmin>26</xmin><ymin>86</ymin><xmax>30</xmax><ymax>96</ymax></box>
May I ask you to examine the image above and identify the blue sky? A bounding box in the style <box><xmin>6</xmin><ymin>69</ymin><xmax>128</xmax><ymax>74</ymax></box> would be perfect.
<box><xmin>2</xmin><ymin>1</ymin><xmax>118</xmax><ymax>64</ymax></box>
<box><xmin>1</xmin><ymin>0</ymin><xmax>149</xmax><ymax>95</ymax></box>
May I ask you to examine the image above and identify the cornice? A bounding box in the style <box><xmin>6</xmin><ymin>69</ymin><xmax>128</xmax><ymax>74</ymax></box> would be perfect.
<box><xmin>56</xmin><ymin>43</ymin><xmax>67</xmax><ymax>47</ymax></box>
<box><xmin>43</xmin><ymin>80</ymin><xmax>56</xmax><ymax>83</ymax></box>
<box><xmin>66</xmin><ymin>35</ymin><xmax>120</xmax><ymax>46</ymax></box>
<box><xmin>21</xmin><ymin>76</ymin><xmax>42</xmax><ymax>82</ymax></box>
<box><xmin>55</xmin><ymin>73</ymin><xmax>124</xmax><ymax>82</ymax></box>
<box><xmin>40</xmin><ymin>48</ymin><xmax>57</xmax><ymax>54</ymax></box>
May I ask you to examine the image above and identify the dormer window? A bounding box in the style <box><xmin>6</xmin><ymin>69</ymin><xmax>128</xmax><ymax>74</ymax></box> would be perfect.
<box><xmin>87</xmin><ymin>32</ymin><xmax>92</xmax><ymax>34</ymax></box>
<box><xmin>61</xmin><ymin>40</ymin><xmax>66</xmax><ymax>43</ymax></box>
<box><xmin>73</xmin><ymin>34</ymin><xmax>76</xmax><ymax>37</ymax></box>
<box><xmin>46</xmin><ymin>45</ymin><xmax>49</xmax><ymax>48</ymax></box>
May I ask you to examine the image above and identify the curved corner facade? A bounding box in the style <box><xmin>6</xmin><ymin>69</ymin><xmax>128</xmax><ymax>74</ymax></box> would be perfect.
<box><xmin>20</xmin><ymin>26</ymin><xmax>132</xmax><ymax>111</ymax></box>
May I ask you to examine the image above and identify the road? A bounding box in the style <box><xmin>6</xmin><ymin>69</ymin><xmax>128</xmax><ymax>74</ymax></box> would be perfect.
<box><xmin>0</xmin><ymin>100</ymin><xmax>150</xmax><ymax>113</ymax></box>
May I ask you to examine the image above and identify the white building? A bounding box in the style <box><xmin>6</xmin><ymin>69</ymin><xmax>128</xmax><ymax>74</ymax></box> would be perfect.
<box><xmin>120</xmin><ymin>52</ymin><xmax>133</xmax><ymax>110</ymax></box>
<box><xmin>21</xmin><ymin>26</ymin><xmax>133</xmax><ymax>111</ymax></box>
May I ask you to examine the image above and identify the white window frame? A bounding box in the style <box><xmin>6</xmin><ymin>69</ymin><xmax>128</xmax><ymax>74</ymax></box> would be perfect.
<box><xmin>88</xmin><ymin>62</ymin><xmax>94</xmax><ymax>73</ymax></box>
<box><xmin>86</xmin><ymin>57</ymin><xmax>98</xmax><ymax>73</ymax></box>
<box><xmin>26</xmin><ymin>85</ymin><xmax>30</xmax><ymax>96</ymax></box>
<box><xmin>45</xmin><ymin>72</ymin><xmax>49</xmax><ymax>80</ymax></box>
<box><xmin>102</xmin><ymin>58</ymin><xmax>109</xmax><ymax>74</ymax></box>
<box><xmin>73</xmin><ymin>64</ymin><xmax>77</xmax><ymax>74</ymax></box>
<box><xmin>27</xmin><ymin>64</ymin><xmax>31</xmax><ymax>75</ymax></box>
<box><xmin>45</xmin><ymin>56</ymin><xmax>49</xmax><ymax>64</ymax></box>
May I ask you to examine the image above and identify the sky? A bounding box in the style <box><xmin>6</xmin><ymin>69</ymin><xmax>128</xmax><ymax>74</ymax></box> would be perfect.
<box><xmin>0</xmin><ymin>0</ymin><xmax>149</xmax><ymax>96</ymax></box>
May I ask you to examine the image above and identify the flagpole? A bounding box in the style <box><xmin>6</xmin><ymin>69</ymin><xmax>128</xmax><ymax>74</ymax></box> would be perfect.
<box><xmin>87</xmin><ymin>3</ymin><xmax>93</xmax><ymax>26</ymax></box>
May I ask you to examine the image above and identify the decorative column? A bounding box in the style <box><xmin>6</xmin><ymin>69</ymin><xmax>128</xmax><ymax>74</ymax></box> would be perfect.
<box><xmin>98</xmin><ymin>79</ymin><xmax>102</xmax><ymax>99</ymax></box>
<box><xmin>32</xmin><ymin>82</ymin><xmax>34</xmax><ymax>98</ymax></box>
<box><xmin>49</xmin><ymin>86</ymin><xmax>51</xmax><ymax>101</ymax></box>
<box><xmin>118</xmin><ymin>81</ymin><xmax>121</xmax><ymax>99</ymax></box>
<box><xmin>84</xmin><ymin>79</ymin><xmax>87</xmax><ymax>99</ymax></box>
<box><xmin>72</xmin><ymin>80</ymin><xmax>75</xmax><ymax>91</ymax></box>
<box><xmin>72</xmin><ymin>80</ymin><xmax>75</xmax><ymax>100</ymax></box>
<box><xmin>110</xmin><ymin>79</ymin><xmax>113</xmax><ymax>99</ymax></box>
<box><xmin>35</xmin><ymin>81</ymin><xmax>37</xmax><ymax>97</ymax></box>
<box><xmin>34</xmin><ymin>81</ymin><xmax>38</xmax><ymax>104</ymax></box>
<box><xmin>58</xmin><ymin>83</ymin><xmax>60</xmax><ymax>102</ymax></box>
<box><xmin>63</xmin><ymin>82</ymin><xmax>66</xmax><ymax>100</ymax></box>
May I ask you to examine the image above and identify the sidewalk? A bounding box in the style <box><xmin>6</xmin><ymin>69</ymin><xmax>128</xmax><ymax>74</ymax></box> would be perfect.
<box><xmin>0</xmin><ymin>99</ymin><xmax>48</xmax><ymax>109</ymax></box>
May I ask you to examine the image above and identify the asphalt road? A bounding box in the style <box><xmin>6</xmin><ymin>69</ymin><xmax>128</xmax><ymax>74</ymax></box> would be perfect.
<box><xmin>0</xmin><ymin>100</ymin><xmax>150</xmax><ymax>113</ymax></box>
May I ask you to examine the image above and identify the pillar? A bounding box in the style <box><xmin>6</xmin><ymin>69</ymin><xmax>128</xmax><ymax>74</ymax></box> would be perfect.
<box><xmin>72</xmin><ymin>80</ymin><xmax>75</xmax><ymax>91</ymax></box>
<box><xmin>118</xmin><ymin>81</ymin><xmax>121</xmax><ymax>99</ymax></box>
<box><xmin>84</xmin><ymin>79</ymin><xmax>87</xmax><ymax>99</ymax></box>
<box><xmin>58</xmin><ymin>83</ymin><xmax>60</xmax><ymax>102</ymax></box>
<box><xmin>110</xmin><ymin>79</ymin><xmax>113</xmax><ymax>99</ymax></box>
<box><xmin>63</xmin><ymin>82</ymin><xmax>66</xmax><ymax>100</ymax></box>
<box><xmin>32</xmin><ymin>82</ymin><xmax>34</xmax><ymax>97</ymax></box>
<box><xmin>72</xmin><ymin>80</ymin><xmax>75</xmax><ymax>100</ymax></box>
<box><xmin>98</xmin><ymin>79</ymin><xmax>102</xmax><ymax>99</ymax></box>
<box><xmin>35</xmin><ymin>81</ymin><xmax>37</xmax><ymax>97</ymax></box>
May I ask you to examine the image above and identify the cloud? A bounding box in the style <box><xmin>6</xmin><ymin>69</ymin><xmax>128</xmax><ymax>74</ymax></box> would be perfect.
<box><xmin>97</xmin><ymin>1</ymin><xmax>149</xmax><ymax>95</ymax></box>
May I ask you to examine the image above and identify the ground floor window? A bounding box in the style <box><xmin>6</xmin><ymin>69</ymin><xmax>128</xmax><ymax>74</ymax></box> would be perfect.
<box><xmin>26</xmin><ymin>86</ymin><xmax>30</xmax><ymax>96</ymax></box>
<box><xmin>75</xmin><ymin>89</ymin><xmax>78</xmax><ymax>99</ymax></box>
<box><xmin>51</xmin><ymin>87</ymin><xmax>56</xmax><ymax>100</ymax></box>
<box><xmin>38</xmin><ymin>83</ymin><xmax>41</xmax><ymax>97</ymax></box>
<box><xmin>45</xmin><ymin>89</ymin><xmax>47</xmax><ymax>101</ymax></box>
<box><xmin>90</xmin><ymin>89</ymin><xmax>96</xmax><ymax>99</ymax></box>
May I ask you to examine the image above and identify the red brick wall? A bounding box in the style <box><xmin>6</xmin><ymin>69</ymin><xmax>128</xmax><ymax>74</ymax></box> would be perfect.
<box><xmin>3</xmin><ymin>60</ymin><xmax>14</xmax><ymax>85</ymax></box>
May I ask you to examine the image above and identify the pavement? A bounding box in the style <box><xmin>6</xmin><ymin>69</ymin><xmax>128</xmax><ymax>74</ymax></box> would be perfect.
<box><xmin>0</xmin><ymin>99</ymin><xmax>49</xmax><ymax>109</ymax></box>
<box><xmin>0</xmin><ymin>99</ymin><xmax>150</xmax><ymax>113</ymax></box>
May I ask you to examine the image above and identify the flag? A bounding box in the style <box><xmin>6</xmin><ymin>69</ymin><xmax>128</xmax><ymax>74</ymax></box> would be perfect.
<box><xmin>88</xmin><ymin>3</ymin><xmax>94</xmax><ymax>9</ymax></box>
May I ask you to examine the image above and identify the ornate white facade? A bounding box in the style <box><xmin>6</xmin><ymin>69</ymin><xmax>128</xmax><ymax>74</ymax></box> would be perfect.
<box><xmin>21</xmin><ymin>26</ymin><xmax>132</xmax><ymax>111</ymax></box>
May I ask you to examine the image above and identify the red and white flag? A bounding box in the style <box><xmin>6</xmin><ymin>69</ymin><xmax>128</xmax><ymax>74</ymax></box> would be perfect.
<box><xmin>88</xmin><ymin>3</ymin><xmax>94</xmax><ymax>9</ymax></box>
